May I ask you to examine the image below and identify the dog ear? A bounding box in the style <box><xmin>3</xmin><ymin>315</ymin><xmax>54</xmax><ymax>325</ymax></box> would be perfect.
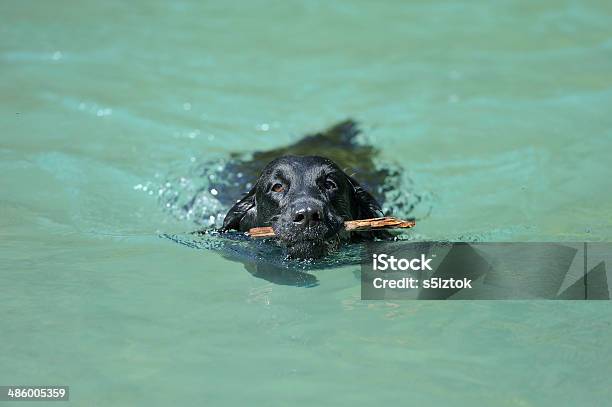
<box><xmin>221</xmin><ymin>186</ymin><xmax>257</xmax><ymax>231</ymax></box>
<box><xmin>347</xmin><ymin>175</ymin><xmax>392</xmax><ymax>240</ymax></box>
<box><xmin>347</xmin><ymin>175</ymin><xmax>384</xmax><ymax>219</ymax></box>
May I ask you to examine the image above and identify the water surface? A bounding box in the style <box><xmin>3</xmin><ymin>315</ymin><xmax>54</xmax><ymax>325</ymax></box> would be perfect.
<box><xmin>2</xmin><ymin>1</ymin><xmax>612</xmax><ymax>405</ymax></box>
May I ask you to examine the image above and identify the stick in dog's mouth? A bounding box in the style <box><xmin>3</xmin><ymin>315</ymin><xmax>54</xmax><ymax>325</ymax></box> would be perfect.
<box><xmin>246</xmin><ymin>217</ymin><xmax>415</xmax><ymax>239</ymax></box>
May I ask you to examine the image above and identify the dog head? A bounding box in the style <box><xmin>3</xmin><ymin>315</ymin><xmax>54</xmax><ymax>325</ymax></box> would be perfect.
<box><xmin>222</xmin><ymin>155</ymin><xmax>384</xmax><ymax>258</ymax></box>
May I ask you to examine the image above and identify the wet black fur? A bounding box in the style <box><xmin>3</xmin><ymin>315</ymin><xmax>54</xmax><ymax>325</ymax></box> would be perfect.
<box><xmin>219</xmin><ymin>120</ymin><xmax>391</xmax><ymax>259</ymax></box>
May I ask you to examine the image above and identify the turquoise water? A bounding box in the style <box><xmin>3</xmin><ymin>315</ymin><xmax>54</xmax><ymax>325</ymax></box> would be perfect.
<box><xmin>2</xmin><ymin>1</ymin><xmax>612</xmax><ymax>405</ymax></box>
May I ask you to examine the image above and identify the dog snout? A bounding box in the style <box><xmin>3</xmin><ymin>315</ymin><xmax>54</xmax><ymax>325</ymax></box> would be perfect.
<box><xmin>292</xmin><ymin>203</ymin><xmax>323</xmax><ymax>227</ymax></box>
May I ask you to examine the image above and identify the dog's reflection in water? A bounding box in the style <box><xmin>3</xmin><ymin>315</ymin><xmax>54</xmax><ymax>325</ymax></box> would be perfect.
<box><xmin>242</xmin><ymin>261</ymin><xmax>320</xmax><ymax>287</ymax></box>
<box><xmin>207</xmin><ymin>230</ymin><xmax>365</xmax><ymax>287</ymax></box>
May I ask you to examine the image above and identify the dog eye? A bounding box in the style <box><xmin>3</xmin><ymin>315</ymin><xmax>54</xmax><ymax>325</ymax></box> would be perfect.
<box><xmin>271</xmin><ymin>183</ymin><xmax>285</xmax><ymax>193</ymax></box>
<box><xmin>324</xmin><ymin>179</ymin><xmax>337</xmax><ymax>190</ymax></box>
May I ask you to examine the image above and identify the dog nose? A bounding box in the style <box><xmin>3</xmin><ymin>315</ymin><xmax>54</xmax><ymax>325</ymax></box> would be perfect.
<box><xmin>293</xmin><ymin>205</ymin><xmax>322</xmax><ymax>226</ymax></box>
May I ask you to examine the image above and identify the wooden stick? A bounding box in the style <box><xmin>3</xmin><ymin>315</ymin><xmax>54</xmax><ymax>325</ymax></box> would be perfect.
<box><xmin>246</xmin><ymin>217</ymin><xmax>415</xmax><ymax>238</ymax></box>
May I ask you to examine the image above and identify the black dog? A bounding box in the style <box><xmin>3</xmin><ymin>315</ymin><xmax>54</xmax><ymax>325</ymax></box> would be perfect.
<box><xmin>220</xmin><ymin>121</ymin><xmax>392</xmax><ymax>259</ymax></box>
